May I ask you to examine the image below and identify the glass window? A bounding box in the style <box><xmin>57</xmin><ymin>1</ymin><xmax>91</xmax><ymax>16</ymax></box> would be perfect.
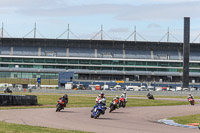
<box><xmin>23</xmin><ymin>58</ymin><xmax>34</xmax><ymax>63</ymax></box>
<box><xmin>45</xmin><ymin>59</ymin><xmax>55</xmax><ymax>63</ymax></box>
<box><xmin>135</xmin><ymin>68</ymin><xmax>146</xmax><ymax>71</ymax></box>
<box><xmin>12</xmin><ymin>58</ymin><xmax>23</xmax><ymax>62</ymax></box>
<box><xmin>147</xmin><ymin>68</ymin><xmax>157</xmax><ymax>71</ymax></box>
<box><xmin>158</xmin><ymin>62</ymin><xmax>169</xmax><ymax>67</ymax></box>
<box><xmin>113</xmin><ymin>60</ymin><xmax>124</xmax><ymax>65</ymax></box>
<box><xmin>113</xmin><ymin>67</ymin><xmax>123</xmax><ymax>71</ymax></box>
<box><xmin>102</xmin><ymin>60</ymin><xmax>112</xmax><ymax>65</ymax></box>
<box><xmin>170</xmin><ymin>62</ymin><xmax>181</xmax><ymax>67</ymax></box>
<box><xmin>125</xmin><ymin>61</ymin><xmax>136</xmax><ymax>65</ymax></box>
<box><xmin>147</xmin><ymin>62</ymin><xmax>157</xmax><ymax>66</ymax></box>
<box><xmin>79</xmin><ymin>60</ymin><xmax>89</xmax><ymax>64</ymax></box>
<box><xmin>190</xmin><ymin>63</ymin><xmax>200</xmax><ymax>67</ymax></box>
<box><xmin>136</xmin><ymin>61</ymin><xmax>146</xmax><ymax>66</ymax></box>
<box><xmin>35</xmin><ymin>59</ymin><xmax>45</xmax><ymax>63</ymax></box>
<box><xmin>68</xmin><ymin>60</ymin><xmax>79</xmax><ymax>64</ymax></box>
<box><xmin>57</xmin><ymin>59</ymin><xmax>67</xmax><ymax>64</ymax></box>
<box><xmin>91</xmin><ymin>60</ymin><xmax>101</xmax><ymax>65</ymax></box>
<box><xmin>44</xmin><ymin>65</ymin><xmax>55</xmax><ymax>68</ymax></box>
<box><xmin>2</xmin><ymin>58</ymin><xmax>12</xmax><ymax>62</ymax></box>
<box><xmin>124</xmin><ymin>67</ymin><xmax>134</xmax><ymax>71</ymax></box>
<box><xmin>101</xmin><ymin>67</ymin><xmax>112</xmax><ymax>70</ymax></box>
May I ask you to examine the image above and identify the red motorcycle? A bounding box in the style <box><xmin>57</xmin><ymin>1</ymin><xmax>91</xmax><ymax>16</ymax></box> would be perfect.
<box><xmin>119</xmin><ymin>97</ymin><xmax>126</xmax><ymax>108</ymax></box>
<box><xmin>109</xmin><ymin>99</ymin><xmax>119</xmax><ymax>113</ymax></box>
<box><xmin>188</xmin><ymin>98</ymin><xmax>195</xmax><ymax>105</ymax></box>
<box><xmin>56</xmin><ymin>98</ymin><xmax>65</xmax><ymax>112</ymax></box>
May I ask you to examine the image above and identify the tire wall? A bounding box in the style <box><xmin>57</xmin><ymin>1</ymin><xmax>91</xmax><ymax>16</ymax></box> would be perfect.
<box><xmin>0</xmin><ymin>94</ymin><xmax>38</xmax><ymax>106</ymax></box>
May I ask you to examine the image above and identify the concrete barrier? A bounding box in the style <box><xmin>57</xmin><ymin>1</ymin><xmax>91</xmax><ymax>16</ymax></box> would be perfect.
<box><xmin>0</xmin><ymin>94</ymin><xmax>37</xmax><ymax>106</ymax></box>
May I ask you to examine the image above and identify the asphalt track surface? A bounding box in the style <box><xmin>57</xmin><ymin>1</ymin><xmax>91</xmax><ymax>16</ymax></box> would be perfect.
<box><xmin>1</xmin><ymin>99</ymin><xmax>200</xmax><ymax>133</ymax></box>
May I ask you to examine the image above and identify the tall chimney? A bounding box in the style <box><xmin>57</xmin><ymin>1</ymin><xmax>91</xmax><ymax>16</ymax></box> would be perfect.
<box><xmin>182</xmin><ymin>17</ymin><xmax>190</xmax><ymax>89</ymax></box>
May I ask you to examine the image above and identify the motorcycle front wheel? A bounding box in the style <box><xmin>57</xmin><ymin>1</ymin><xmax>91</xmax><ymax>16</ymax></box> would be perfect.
<box><xmin>56</xmin><ymin>104</ymin><xmax>61</xmax><ymax>112</ymax></box>
<box><xmin>94</xmin><ymin>111</ymin><xmax>100</xmax><ymax>119</ymax></box>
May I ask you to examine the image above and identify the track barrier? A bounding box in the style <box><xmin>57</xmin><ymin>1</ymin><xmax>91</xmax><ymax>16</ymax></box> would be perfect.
<box><xmin>0</xmin><ymin>94</ymin><xmax>38</xmax><ymax>106</ymax></box>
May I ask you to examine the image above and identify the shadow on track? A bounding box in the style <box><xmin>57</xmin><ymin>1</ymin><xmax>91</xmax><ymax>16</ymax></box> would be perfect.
<box><xmin>109</xmin><ymin>111</ymin><xmax>125</xmax><ymax>114</ymax></box>
<box><xmin>97</xmin><ymin>117</ymin><xmax>119</xmax><ymax>120</ymax></box>
<box><xmin>58</xmin><ymin>110</ymin><xmax>77</xmax><ymax>113</ymax></box>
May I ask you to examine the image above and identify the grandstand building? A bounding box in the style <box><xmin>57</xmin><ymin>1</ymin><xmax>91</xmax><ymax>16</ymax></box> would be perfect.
<box><xmin>0</xmin><ymin>37</ymin><xmax>200</xmax><ymax>83</ymax></box>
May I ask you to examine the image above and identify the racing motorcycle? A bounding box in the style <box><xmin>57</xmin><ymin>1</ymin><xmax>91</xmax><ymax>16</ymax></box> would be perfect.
<box><xmin>188</xmin><ymin>98</ymin><xmax>195</xmax><ymax>105</ymax></box>
<box><xmin>56</xmin><ymin>98</ymin><xmax>65</xmax><ymax>112</ymax></box>
<box><xmin>147</xmin><ymin>93</ymin><xmax>154</xmax><ymax>100</ymax></box>
<box><xmin>91</xmin><ymin>102</ymin><xmax>107</xmax><ymax>119</ymax></box>
<box><xmin>109</xmin><ymin>99</ymin><xmax>119</xmax><ymax>113</ymax></box>
<box><xmin>119</xmin><ymin>97</ymin><xmax>126</xmax><ymax>108</ymax></box>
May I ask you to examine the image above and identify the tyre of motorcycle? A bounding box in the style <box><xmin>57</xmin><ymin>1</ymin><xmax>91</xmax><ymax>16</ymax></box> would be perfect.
<box><xmin>109</xmin><ymin>105</ymin><xmax>115</xmax><ymax>113</ymax></box>
<box><xmin>91</xmin><ymin>113</ymin><xmax>94</xmax><ymax>118</ymax></box>
<box><xmin>94</xmin><ymin>111</ymin><xmax>101</xmax><ymax>119</ymax></box>
<box><xmin>56</xmin><ymin>104</ymin><xmax>61</xmax><ymax>112</ymax></box>
<box><xmin>191</xmin><ymin>100</ymin><xmax>195</xmax><ymax>105</ymax></box>
<box><xmin>123</xmin><ymin>103</ymin><xmax>126</xmax><ymax>108</ymax></box>
<box><xmin>119</xmin><ymin>101</ymin><xmax>122</xmax><ymax>108</ymax></box>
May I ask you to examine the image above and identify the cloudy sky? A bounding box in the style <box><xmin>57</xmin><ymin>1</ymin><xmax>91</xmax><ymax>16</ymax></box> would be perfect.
<box><xmin>0</xmin><ymin>0</ymin><xmax>200</xmax><ymax>42</ymax></box>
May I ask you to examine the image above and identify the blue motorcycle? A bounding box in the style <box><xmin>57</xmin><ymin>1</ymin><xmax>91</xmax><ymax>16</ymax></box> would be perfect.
<box><xmin>91</xmin><ymin>103</ymin><xmax>107</xmax><ymax>119</ymax></box>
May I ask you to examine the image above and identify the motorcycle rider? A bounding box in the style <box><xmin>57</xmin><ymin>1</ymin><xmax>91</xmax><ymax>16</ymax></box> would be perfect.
<box><xmin>4</xmin><ymin>87</ymin><xmax>11</xmax><ymax>93</ymax></box>
<box><xmin>147</xmin><ymin>92</ymin><xmax>153</xmax><ymax>98</ymax></box>
<box><xmin>188</xmin><ymin>93</ymin><xmax>194</xmax><ymax>100</ymax></box>
<box><xmin>111</xmin><ymin>95</ymin><xmax>120</xmax><ymax>109</ymax></box>
<box><xmin>91</xmin><ymin>92</ymin><xmax>106</xmax><ymax>112</ymax></box>
<box><xmin>121</xmin><ymin>91</ymin><xmax>127</xmax><ymax>102</ymax></box>
<box><xmin>59</xmin><ymin>94</ymin><xmax>68</xmax><ymax>109</ymax></box>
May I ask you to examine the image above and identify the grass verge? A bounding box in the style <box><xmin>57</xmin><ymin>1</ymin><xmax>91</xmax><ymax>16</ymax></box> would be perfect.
<box><xmin>0</xmin><ymin>121</ymin><xmax>90</xmax><ymax>133</ymax></box>
<box><xmin>0</xmin><ymin>92</ymin><xmax>189</xmax><ymax>110</ymax></box>
<box><xmin>170</xmin><ymin>114</ymin><xmax>200</xmax><ymax>125</ymax></box>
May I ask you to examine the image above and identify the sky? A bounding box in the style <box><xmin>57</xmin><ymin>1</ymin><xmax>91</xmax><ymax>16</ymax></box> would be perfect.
<box><xmin>0</xmin><ymin>0</ymin><xmax>200</xmax><ymax>42</ymax></box>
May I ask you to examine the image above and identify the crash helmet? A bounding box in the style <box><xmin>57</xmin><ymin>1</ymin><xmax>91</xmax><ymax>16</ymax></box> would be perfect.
<box><xmin>63</xmin><ymin>94</ymin><xmax>68</xmax><ymax>99</ymax></box>
<box><xmin>100</xmin><ymin>92</ymin><xmax>104</xmax><ymax>98</ymax></box>
<box><xmin>189</xmin><ymin>93</ymin><xmax>191</xmax><ymax>96</ymax></box>
<box><xmin>116</xmin><ymin>95</ymin><xmax>119</xmax><ymax>100</ymax></box>
<box><xmin>123</xmin><ymin>91</ymin><xmax>126</xmax><ymax>94</ymax></box>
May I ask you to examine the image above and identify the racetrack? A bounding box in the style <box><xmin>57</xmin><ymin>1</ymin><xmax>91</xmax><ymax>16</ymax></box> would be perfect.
<box><xmin>0</xmin><ymin>99</ymin><xmax>200</xmax><ymax>133</ymax></box>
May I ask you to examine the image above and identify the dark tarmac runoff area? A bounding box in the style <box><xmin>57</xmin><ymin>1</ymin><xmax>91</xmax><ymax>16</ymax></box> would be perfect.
<box><xmin>1</xmin><ymin>103</ymin><xmax>200</xmax><ymax>133</ymax></box>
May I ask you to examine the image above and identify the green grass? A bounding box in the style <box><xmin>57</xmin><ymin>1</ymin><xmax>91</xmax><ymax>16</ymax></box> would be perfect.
<box><xmin>125</xmin><ymin>99</ymin><xmax>188</xmax><ymax>107</ymax></box>
<box><xmin>0</xmin><ymin>92</ymin><xmax>189</xmax><ymax>110</ymax></box>
<box><xmin>0</xmin><ymin>121</ymin><xmax>90</xmax><ymax>133</ymax></box>
<box><xmin>170</xmin><ymin>114</ymin><xmax>200</xmax><ymax>124</ymax></box>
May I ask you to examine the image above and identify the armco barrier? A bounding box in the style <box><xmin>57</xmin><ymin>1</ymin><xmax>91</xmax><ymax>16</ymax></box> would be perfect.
<box><xmin>0</xmin><ymin>94</ymin><xmax>37</xmax><ymax>106</ymax></box>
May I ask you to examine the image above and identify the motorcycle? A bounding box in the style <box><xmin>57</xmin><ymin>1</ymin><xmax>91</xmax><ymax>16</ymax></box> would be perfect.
<box><xmin>4</xmin><ymin>88</ymin><xmax>12</xmax><ymax>93</ymax></box>
<box><xmin>119</xmin><ymin>97</ymin><xmax>126</xmax><ymax>108</ymax></box>
<box><xmin>147</xmin><ymin>94</ymin><xmax>154</xmax><ymax>100</ymax></box>
<box><xmin>109</xmin><ymin>99</ymin><xmax>118</xmax><ymax>113</ymax></box>
<box><xmin>188</xmin><ymin>98</ymin><xmax>195</xmax><ymax>105</ymax></box>
<box><xmin>56</xmin><ymin>98</ymin><xmax>65</xmax><ymax>112</ymax></box>
<box><xmin>91</xmin><ymin>103</ymin><xmax>107</xmax><ymax>119</ymax></box>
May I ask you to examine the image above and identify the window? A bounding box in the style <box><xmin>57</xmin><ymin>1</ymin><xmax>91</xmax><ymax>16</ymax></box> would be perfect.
<box><xmin>14</xmin><ymin>74</ymin><xmax>18</xmax><ymax>78</ymax></box>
